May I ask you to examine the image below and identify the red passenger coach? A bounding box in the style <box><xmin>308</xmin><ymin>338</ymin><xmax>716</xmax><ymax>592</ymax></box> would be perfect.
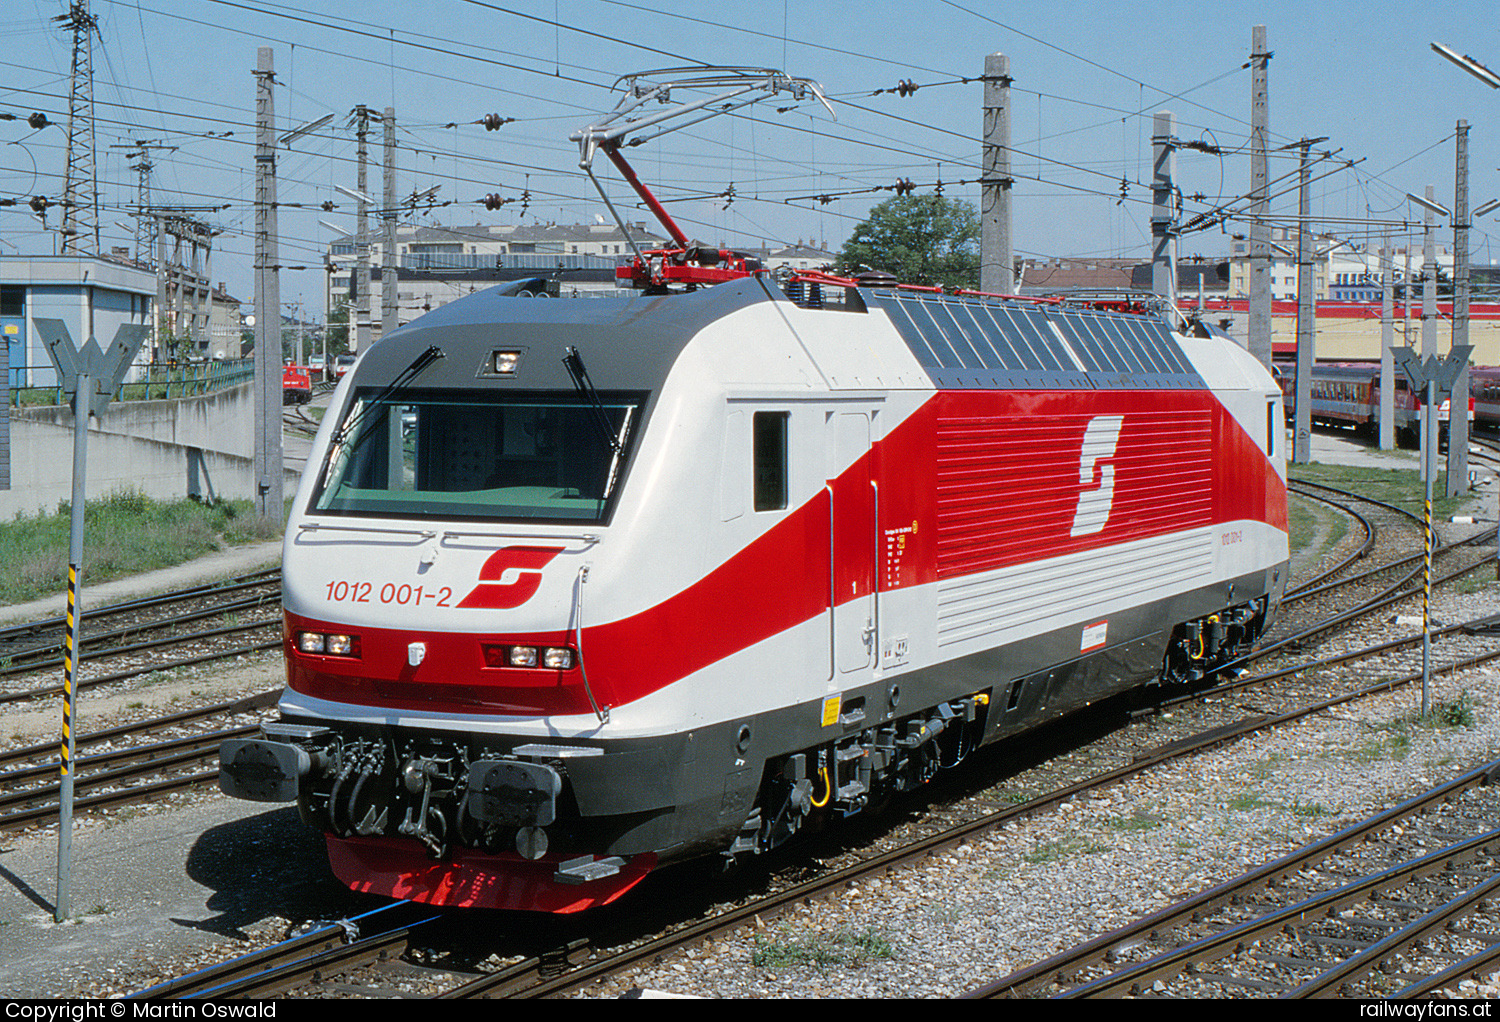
<box><xmin>1277</xmin><ymin>360</ymin><xmax>1461</xmax><ymax>446</ymax></box>
<box><xmin>218</xmin><ymin>66</ymin><xmax>1288</xmax><ymax>914</ymax></box>
<box><xmin>1470</xmin><ymin>367</ymin><xmax>1500</xmax><ymax>431</ymax></box>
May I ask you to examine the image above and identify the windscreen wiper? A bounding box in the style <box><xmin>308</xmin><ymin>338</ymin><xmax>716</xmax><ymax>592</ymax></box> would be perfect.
<box><xmin>321</xmin><ymin>345</ymin><xmax>445</xmax><ymax>488</ymax></box>
<box><xmin>330</xmin><ymin>345</ymin><xmax>445</xmax><ymax>447</ymax></box>
<box><xmin>562</xmin><ymin>346</ymin><xmax>624</xmax><ymax>457</ymax></box>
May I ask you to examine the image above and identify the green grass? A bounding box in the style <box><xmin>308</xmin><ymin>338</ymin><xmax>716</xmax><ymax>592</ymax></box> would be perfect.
<box><xmin>1105</xmin><ymin>810</ymin><xmax>1162</xmax><ymax>833</ymax></box>
<box><xmin>1289</xmin><ymin>461</ymin><xmax>1469</xmax><ymax>522</ymax></box>
<box><xmin>0</xmin><ymin>489</ymin><xmax>284</xmax><ymax>604</ymax></box>
<box><xmin>1022</xmin><ymin>836</ymin><xmax>1109</xmax><ymax>862</ymax></box>
<box><xmin>1422</xmin><ymin>692</ymin><xmax>1477</xmax><ymax>729</ymax></box>
<box><xmin>1288</xmin><ymin>494</ymin><xmax>1348</xmax><ymax>564</ymax></box>
<box><xmin>752</xmin><ymin>927</ymin><xmax>896</xmax><ymax>970</ymax></box>
<box><xmin>1225</xmin><ymin>792</ymin><xmax>1277</xmax><ymax>811</ymax></box>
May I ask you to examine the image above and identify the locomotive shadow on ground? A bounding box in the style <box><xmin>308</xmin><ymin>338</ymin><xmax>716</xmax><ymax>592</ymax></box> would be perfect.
<box><xmin>156</xmin><ymin>687</ymin><xmax>1171</xmax><ymax>958</ymax></box>
<box><xmin>176</xmin><ymin>806</ymin><xmax>391</xmax><ymax>940</ymax></box>
<box><xmin>564</xmin><ymin>686</ymin><xmax>1161</xmax><ymax>950</ymax></box>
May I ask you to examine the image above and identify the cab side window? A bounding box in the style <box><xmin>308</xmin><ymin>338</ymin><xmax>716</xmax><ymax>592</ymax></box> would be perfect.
<box><xmin>753</xmin><ymin>411</ymin><xmax>788</xmax><ymax>512</ymax></box>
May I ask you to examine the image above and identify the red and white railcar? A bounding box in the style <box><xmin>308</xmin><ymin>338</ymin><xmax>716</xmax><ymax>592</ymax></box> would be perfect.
<box><xmin>1275</xmin><ymin>360</ymin><xmax>1461</xmax><ymax>446</ymax></box>
<box><xmin>1469</xmin><ymin>366</ymin><xmax>1500</xmax><ymax>431</ymax></box>
<box><xmin>220</xmin><ymin>275</ymin><xmax>1289</xmax><ymax>913</ymax></box>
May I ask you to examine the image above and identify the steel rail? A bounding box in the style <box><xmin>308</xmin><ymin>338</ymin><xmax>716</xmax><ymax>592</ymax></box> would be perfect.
<box><xmin>1283</xmin><ymin>483</ymin><xmax>1375</xmax><ymax>599</ymax></box>
<box><xmin>1290</xmin><ymin>870</ymin><xmax>1500</xmax><ymax>998</ymax></box>
<box><xmin>0</xmin><ymin>632</ymin><xmax>283</xmax><ymax>706</ymax></box>
<box><xmin>966</xmin><ymin>757</ymin><xmax>1500</xmax><ymax>998</ymax></box>
<box><xmin>0</xmin><ymin>689</ymin><xmax>277</xmax><ymax>772</ymax></box>
<box><xmin>0</xmin><ymin>568</ymin><xmax>279</xmax><ymax>645</ymax></box>
<box><xmin>131</xmin><ymin>903</ymin><xmax>428</xmax><ymax>998</ymax></box>
<box><xmin>1221</xmin><ymin>538</ymin><xmax>1495</xmax><ymax>677</ymax></box>
<box><xmin>0</xmin><ymin>726</ymin><xmax>258</xmax><ymax>828</ymax></box>
<box><xmin>1390</xmin><ymin>933</ymin><xmax>1500</xmax><ymax>998</ymax></box>
<box><xmin>0</xmin><ymin>768</ymin><xmax>220</xmax><ymax>831</ymax></box>
<box><xmin>0</xmin><ymin>600</ymin><xmax>281</xmax><ymax>678</ymax></box>
<box><xmin>1060</xmin><ymin>827</ymin><xmax>1500</xmax><ymax>998</ymax></box>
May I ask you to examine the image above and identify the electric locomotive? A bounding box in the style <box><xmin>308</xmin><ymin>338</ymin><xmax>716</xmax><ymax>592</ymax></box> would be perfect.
<box><xmin>220</xmin><ymin>272</ymin><xmax>1288</xmax><ymax>912</ymax></box>
<box><xmin>220</xmin><ymin>67</ymin><xmax>1288</xmax><ymax>913</ymax></box>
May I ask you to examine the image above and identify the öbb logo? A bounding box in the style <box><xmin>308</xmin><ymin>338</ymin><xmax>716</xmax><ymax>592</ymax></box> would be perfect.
<box><xmin>458</xmin><ymin>546</ymin><xmax>566</xmax><ymax>609</ymax></box>
<box><xmin>1070</xmin><ymin>415</ymin><xmax>1124</xmax><ymax>537</ymax></box>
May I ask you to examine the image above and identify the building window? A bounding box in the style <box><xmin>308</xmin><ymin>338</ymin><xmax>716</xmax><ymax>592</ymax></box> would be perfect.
<box><xmin>0</xmin><ymin>285</ymin><xmax>24</xmax><ymax>318</ymax></box>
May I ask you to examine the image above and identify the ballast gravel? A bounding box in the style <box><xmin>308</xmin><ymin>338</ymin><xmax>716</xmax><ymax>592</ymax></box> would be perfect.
<box><xmin>6</xmin><ymin>471</ymin><xmax>1500</xmax><ymax>998</ymax></box>
<box><xmin>585</xmin><ymin>582</ymin><xmax>1500</xmax><ymax>999</ymax></box>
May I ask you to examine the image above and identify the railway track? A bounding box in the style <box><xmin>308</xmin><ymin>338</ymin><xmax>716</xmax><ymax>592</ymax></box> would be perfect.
<box><xmin>0</xmin><ymin>568</ymin><xmax>285</xmax><ymax>836</ymax></box>
<box><xmin>0</xmin><ymin>691</ymin><xmax>277</xmax><ymax>833</ymax></box>
<box><xmin>0</xmin><ymin>568</ymin><xmax>282</xmax><ymax>705</ymax></box>
<box><xmin>114</xmin><ymin>479</ymin><xmax>1500</xmax><ymax>999</ymax></box>
<box><xmin>0</xmin><ymin>466</ymin><xmax>1469</xmax><ymax>999</ymax></box>
<box><xmin>971</xmin><ymin>759</ymin><xmax>1500</xmax><ymax>998</ymax></box>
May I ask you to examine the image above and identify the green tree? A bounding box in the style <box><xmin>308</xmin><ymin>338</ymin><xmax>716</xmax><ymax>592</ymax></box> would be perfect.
<box><xmin>838</xmin><ymin>194</ymin><xmax>980</xmax><ymax>289</ymax></box>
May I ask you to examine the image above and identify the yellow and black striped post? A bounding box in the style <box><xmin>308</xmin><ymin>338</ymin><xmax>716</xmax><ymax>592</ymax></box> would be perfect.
<box><xmin>1421</xmin><ymin>380</ymin><xmax>1435</xmax><ymax>720</ymax></box>
<box><xmin>56</xmin><ymin>373</ymin><xmax>89</xmax><ymax>924</ymax></box>
<box><xmin>1423</xmin><ymin>481</ymin><xmax>1433</xmax><ymax>719</ymax></box>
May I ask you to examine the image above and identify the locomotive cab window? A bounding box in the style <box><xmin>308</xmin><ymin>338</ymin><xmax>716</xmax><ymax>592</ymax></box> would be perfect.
<box><xmin>311</xmin><ymin>388</ymin><xmax>641</xmax><ymax>523</ymax></box>
<box><xmin>753</xmin><ymin>411</ymin><xmax>789</xmax><ymax>512</ymax></box>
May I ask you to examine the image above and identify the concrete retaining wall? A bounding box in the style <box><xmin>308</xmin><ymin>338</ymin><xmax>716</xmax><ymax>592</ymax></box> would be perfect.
<box><xmin>0</xmin><ymin>383</ymin><xmax>299</xmax><ymax>520</ymax></box>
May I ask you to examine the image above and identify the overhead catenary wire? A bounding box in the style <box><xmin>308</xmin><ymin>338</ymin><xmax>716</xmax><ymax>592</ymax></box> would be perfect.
<box><xmin>5</xmin><ymin>2</ymin><xmax>1486</xmax><ymax>305</ymax></box>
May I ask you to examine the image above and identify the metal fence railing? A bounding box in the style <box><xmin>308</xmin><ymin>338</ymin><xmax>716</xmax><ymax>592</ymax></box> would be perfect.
<box><xmin>8</xmin><ymin>359</ymin><xmax>256</xmax><ymax>408</ymax></box>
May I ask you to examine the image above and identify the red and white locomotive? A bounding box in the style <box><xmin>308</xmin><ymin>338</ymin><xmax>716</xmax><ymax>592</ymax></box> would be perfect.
<box><xmin>219</xmin><ymin>274</ymin><xmax>1288</xmax><ymax>912</ymax></box>
<box><xmin>219</xmin><ymin>69</ymin><xmax>1289</xmax><ymax>914</ymax></box>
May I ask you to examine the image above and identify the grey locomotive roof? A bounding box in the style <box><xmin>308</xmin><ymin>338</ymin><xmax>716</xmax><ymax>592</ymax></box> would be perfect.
<box><xmin>351</xmin><ymin>275</ymin><xmax>1204</xmax><ymax>397</ymax></box>
<box><xmin>351</xmin><ymin>276</ymin><xmax>780</xmax><ymax>395</ymax></box>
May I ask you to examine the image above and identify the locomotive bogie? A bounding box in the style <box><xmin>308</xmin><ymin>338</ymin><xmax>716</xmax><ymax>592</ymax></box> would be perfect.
<box><xmin>221</xmin><ymin>278</ymin><xmax>1289</xmax><ymax>912</ymax></box>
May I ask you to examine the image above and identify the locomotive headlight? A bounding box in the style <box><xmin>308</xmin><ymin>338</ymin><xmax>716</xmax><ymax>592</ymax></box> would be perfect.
<box><xmin>491</xmin><ymin>350</ymin><xmax>522</xmax><ymax>375</ymax></box>
<box><xmin>542</xmin><ymin>647</ymin><xmax>574</xmax><ymax>670</ymax></box>
<box><xmin>296</xmin><ymin>631</ymin><xmax>360</xmax><ymax>658</ymax></box>
<box><xmin>509</xmin><ymin>646</ymin><xmax>538</xmax><ymax>667</ymax></box>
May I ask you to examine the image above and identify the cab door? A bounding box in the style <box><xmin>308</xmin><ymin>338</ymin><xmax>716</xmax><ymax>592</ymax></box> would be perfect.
<box><xmin>828</xmin><ymin>409</ymin><xmax>876</xmax><ymax>676</ymax></box>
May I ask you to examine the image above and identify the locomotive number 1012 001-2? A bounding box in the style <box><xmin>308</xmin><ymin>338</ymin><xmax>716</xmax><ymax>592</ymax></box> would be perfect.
<box><xmin>324</xmin><ymin>580</ymin><xmax>455</xmax><ymax>606</ymax></box>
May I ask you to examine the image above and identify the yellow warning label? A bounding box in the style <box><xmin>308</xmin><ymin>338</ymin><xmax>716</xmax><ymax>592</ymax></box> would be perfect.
<box><xmin>821</xmin><ymin>695</ymin><xmax>841</xmax><ymax>727</ymax></box>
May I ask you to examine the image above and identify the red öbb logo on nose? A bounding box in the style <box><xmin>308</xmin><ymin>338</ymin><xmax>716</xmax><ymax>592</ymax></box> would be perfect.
<box><xmin>458</xmin><ymin>546</ymin><xmax>566</xmax><ymax>609</ymax></box>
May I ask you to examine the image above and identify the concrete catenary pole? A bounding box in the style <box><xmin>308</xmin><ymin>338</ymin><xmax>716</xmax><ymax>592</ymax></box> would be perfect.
<box><xmin>1248</xmin><ymin>25</ymin><xmax>1273</xmax><ymax>371</ymax></box>
<box><xmin>354</xmin><ymin>105</ymin><xmax>371</xmax><ymax>355</ymax></box>
<box><xmin>1151</xmin><ymin>111</ymin><xmax>1177</xmax><ymax>311</ymax></box>
<box><xmin>383</xmin><ymin>107</ymin><xmax>398</xmax><ymax>339</ymax></box>
<box><xmin>1292</xmin><ymin>141</ymin><xmax>1315</xmax><ymax>465</ymax></box>
<box><xmin>980</xmin><ymin>54</ymin><xmax>1014</xmax><ymax>294</ymax></box>
<box><xmin>1449</xmin><ymin>120</ymin><xmax>1471</xmax><ymax>497</ymax></box>
<box><xmin>1381</xmin><ymin>234</ymin><xmax>1395</xmax><ymax>449</ymax></box>
<box><xmin>253</xmin><ymin>47</ymin><xmax>283</xmax><ymax>521</ymax></box>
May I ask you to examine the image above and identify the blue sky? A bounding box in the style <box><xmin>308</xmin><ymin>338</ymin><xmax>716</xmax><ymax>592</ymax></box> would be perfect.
<box><xmin>3</xmin><ymin>1</ymin><xmax>1500</xmax><ymax>315</ymax></box>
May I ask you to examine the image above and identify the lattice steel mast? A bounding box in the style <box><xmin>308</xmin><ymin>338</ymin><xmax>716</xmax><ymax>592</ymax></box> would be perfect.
<box><xmin>56</xmin><ymin>1</ymin><xmax>100</xmax><ymax>255</ymax></box>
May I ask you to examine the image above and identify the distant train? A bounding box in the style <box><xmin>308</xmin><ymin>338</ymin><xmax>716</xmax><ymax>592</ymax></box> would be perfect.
<box><xmin>1274</xmin><ymin>360</ymin><xmax>1478</xmax><ymax>446</ymax></box>
<box><xmin>282</xmin><ymin>364</ymin><xmax>312</xmax><ymax>406</ymax></box>
<box><xmin>1469</xmin><ymin>367</ymin><xmax>1500</xmax><ymax>431</ymax></box>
